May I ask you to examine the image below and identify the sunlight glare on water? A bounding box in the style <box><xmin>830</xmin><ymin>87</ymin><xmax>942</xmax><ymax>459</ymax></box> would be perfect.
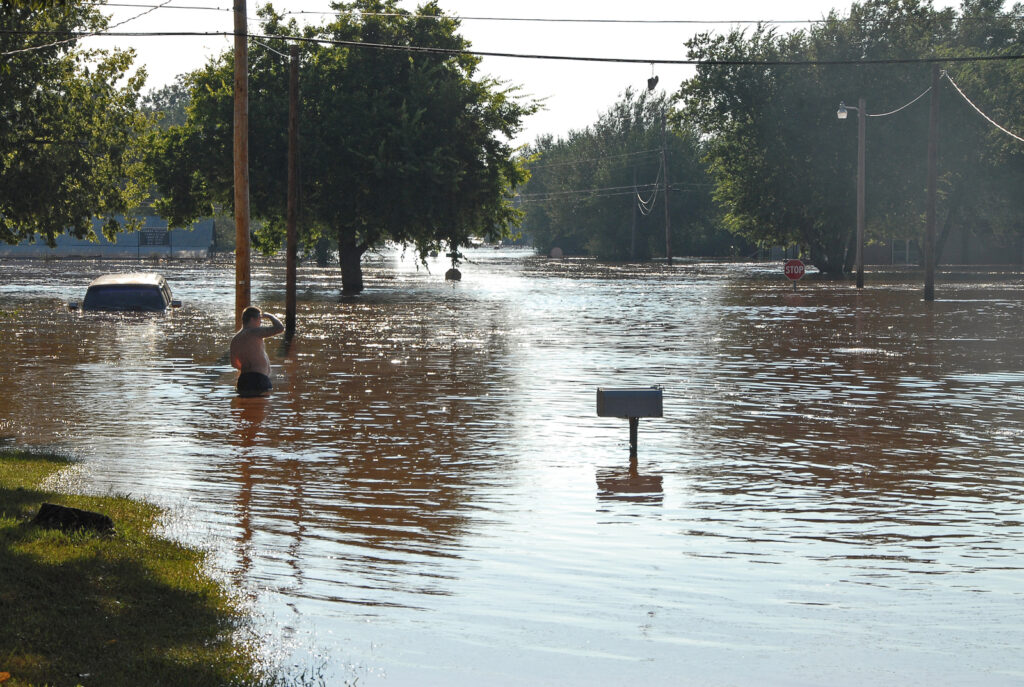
<box><xmin>1</xmin><ymin>252</ymin><xmax>1023</xmax><ymax>686</ymax></box>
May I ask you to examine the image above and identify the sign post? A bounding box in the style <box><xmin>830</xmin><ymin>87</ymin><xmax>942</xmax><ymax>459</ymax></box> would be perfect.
<box><xmin>784</xmin><ymin>259</ymin><xmax>805</xmax><ymax>291</ymax></box>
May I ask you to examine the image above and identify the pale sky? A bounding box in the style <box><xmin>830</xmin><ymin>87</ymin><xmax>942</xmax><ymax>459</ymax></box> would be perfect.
<box><xmin>98</xmin><ymin>0</ymin><xmax>962</xmax><ymax>146</ymax></box>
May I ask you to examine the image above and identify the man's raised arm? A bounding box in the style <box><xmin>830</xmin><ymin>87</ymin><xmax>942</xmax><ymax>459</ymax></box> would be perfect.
<box><xmin>260</xmin><ymin>313</ymin><xmax>285</xmax><ymax>337</ymax></box>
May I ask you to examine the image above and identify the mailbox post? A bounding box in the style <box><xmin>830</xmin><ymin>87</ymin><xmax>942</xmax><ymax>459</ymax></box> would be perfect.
<box><xmin>597</xmin><ymin>386</ymin><xmax>664</xmax><ymax>457</ymax></box>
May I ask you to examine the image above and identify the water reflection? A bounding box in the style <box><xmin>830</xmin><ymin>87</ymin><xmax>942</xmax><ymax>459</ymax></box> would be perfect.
<box><xmin>231</xmin><ymin>396</ymin><xmax>268</xmax><ymax>447</ymax></box>
<box><xmin>596</xmin><ymin>459</ymin><xmax>664</xmax><ymax>506</ymax></box>
<box><xmin>1</xmin><ymin>256</ymin><xmax>1022</xmax><ymax>685</ymax></box>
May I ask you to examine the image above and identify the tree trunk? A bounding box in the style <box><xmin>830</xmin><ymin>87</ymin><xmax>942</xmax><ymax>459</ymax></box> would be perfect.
<box><xmin>314</xmin><ymin>236</ymin><xmax>331</xmax><ymax>267</ymax></box>
<box><xmin>338</xmin><ymin>230</ymin><xmax>366</xmax><ymax>295</ymax></box>
<box><xmin>841</xmin><ymin>224</ymin><xmax>857</xmax><ymax>274</ymax></box>
<box><xmin>935</xmin><ymin>184</ymin><xmax>964</xmax><ymax>266</ymax></box>
<box><xmin>809</xmin><ymin>236</ymin><xmax>847</xmax><ymax>277</ymax></box>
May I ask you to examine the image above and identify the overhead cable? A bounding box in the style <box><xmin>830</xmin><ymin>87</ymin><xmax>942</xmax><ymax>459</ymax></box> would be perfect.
<box><xmin>943</xmin><ymin>71</ymin><xmax>1024</xmax><ymax>143</ymax></box>
<box><xmin>93</xmin><ymin>3</ymin><xmax>1024</xmax><ymax>27</ymax></box>
<box><xmin>636</xmin><ymin>160</ymin><xmax>663</xmax><ymax>216</ymax></box>
<box><xmin>253</xmin><ymin>39</ymin><xmax>290</xmax><ymax>59</ymax></box>
<box><xmin>522</xmin><ymin>183</ymin><xmax>660</xmax><ymax>198</ymax></box>
<box><xmin>99</xmin><ymin>2</ymin><xmax>230</xmax><ymax>11</ymax></box>
<box><xmin>518</xmin><ymin>180</ymin><xmax>708</xmax><ymax>203</ymax></box>
<box><xmin>5</xmin><ymin>28</ymin><xmax>1024</xmax><ymax>66</ymax></box>
<box><xmin>1</xmin><ymin>0</ymin><xmax>173</xmax><ymax>57</ymax></box>
<box><xmin>867</xmin><ymin>85</ymin><xmax>933</xmax><ymax>117</ymax></box>
<box><xmin>517</xmin><ymin>186</ymin><xmax>704</xmax><ymax>204</ymax></box>
<box><xmin>637</xmin><ymin>186</ymin><xmax>659</xmax><ymax>215</ymax></box>
<box><xmin>283</xmin><ymin>10</ymin><xmax>825</xmax><ymax>25</ymax></box>
<box><xmin>527</xmin><ymin>149</ymin><xmax>662</xmax><ymax>170</ymax></box>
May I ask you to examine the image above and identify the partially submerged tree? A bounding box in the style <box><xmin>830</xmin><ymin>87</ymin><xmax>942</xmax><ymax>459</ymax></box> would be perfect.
<box><xmin>0</xmin><ymin>2</ymin><xmax>150</xmax><ymax>246</ymax></box>
<box><xmin>679</xmin><ymin>0</ymin><xmax>1024</xmax><ymax>274</ymax></box>
<box><xmin>150</xmin><ymin>0</ymin><xmax>536</xmax><ymax>293</ymax></box>
<box><xmin>519</xmin><ymin>89</ymin><xmax>727</xmax><ymax>260</ymax></box>
<box><xmin>927</xmin><ymin>0</ymin><xmax>1024</xmax><ymax>262</ymax></box>
<box><xmin>680</xmin><ymin>0</ymin><xmax>963</xmax><ymax>275</ymax></box>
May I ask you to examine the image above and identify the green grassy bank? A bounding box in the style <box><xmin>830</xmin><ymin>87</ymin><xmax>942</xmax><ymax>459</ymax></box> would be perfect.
<box><xmin>0</xmin><ymin>448</ymin><xmax>291</xmax><ymax>687</ymax></box>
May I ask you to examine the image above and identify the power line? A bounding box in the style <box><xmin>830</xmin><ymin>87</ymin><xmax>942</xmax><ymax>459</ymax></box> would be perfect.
<box><xmin>522</xmin><ymin>183</ymin><xmax>658</xmax><ymax>197</ymax></box>
<box><xmin>867</xmin><ymin>85</ymin><xmax>933</xmax><ymax>117</ymax></box>
<box><xmin>944</xmin><ymin>70</ymin><xmax>1024</xmax><ymax>143</ymax></box>
<box><xmin>94</xmin><ymin>3</ymin><xmax>1024</xmax><ymax>27</ymax></box>
<box><xmin>637</xmin><ymin>160</ymin><xmax>662</xmax><ymax>216</ymax></box>
<box><xmin>252</xmin><ymin>38</ymin><xmax>289</xmax><ymax>59</ymax></box>
<box><xmin>517</xmin><ymin>180</ymin><xmax>710</xmax><ymax>203</ymax></box>
<box><xmin>282</xmin><ymin>10</ymin><xmax>827</xmax><ymax>25</ymax></box>
<box><xmin>6</xmin><ymin>28</ymin><xmax>1024</xmax><ymax>66</ymax></box>
<box><xmin>526</xmin><ymin>149</ymin><xmax>662</xmax><ymax>170</ymax></box>
<box><xmin>1</xmin><ymin>0</ymin><xmax>173</xmax><ymax>57</ymax></box>
<box><xmin>99</xmin><ymin>1</ymin><xmax>229</xmax><ymax>11</ymax></box>
<box><xmin>850</xmin><ymin>66</ymin><xmax>1024</xmax><ymax>141</ymax></box>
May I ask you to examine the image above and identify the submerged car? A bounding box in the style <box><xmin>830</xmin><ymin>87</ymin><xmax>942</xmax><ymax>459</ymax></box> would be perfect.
<box><xmin>71</xmin><ymin>272</ymin><xmax>182</xmax><ymax>311</ymax></box>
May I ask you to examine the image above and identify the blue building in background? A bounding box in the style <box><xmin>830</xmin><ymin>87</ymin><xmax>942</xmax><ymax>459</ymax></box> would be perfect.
<box><xmin>0</xmin><ymin>216</ymin><xmax>214</xmax><ymax>258</ymax></box>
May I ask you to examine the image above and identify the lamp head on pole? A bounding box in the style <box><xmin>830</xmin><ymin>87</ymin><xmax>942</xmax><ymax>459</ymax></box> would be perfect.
<box><xmin>837</xmin><ymin>102</ymin><xmax>849</xmax><ymax>120</ymax></box>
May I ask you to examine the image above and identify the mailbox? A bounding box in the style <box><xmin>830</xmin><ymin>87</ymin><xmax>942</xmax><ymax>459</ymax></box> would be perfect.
<box><xmin>596</xmin><ymin>387</ymin><xmax>663</xmax><ymax>418</ymax></box>
<box><xmin>597</xmin><ymin>386</ymin><xmax>663</xmax><ymax>458</ymax></box>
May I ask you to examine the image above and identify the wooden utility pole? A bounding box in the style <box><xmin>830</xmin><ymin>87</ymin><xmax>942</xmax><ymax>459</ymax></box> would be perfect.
<box><xmin>855</xmin><ymin>96</ymin><xmax>866</xmax><ymax>289</ymax></box>
<box><xmin>233</xmin><ymin>0</ymin><xmax>251</xmax><ymax>329</ymax></box>
<box><xmin>631</xmin><ymin>167</ymin><xmax>637</xmax><ymax>261</ymax></box>
<box><xmin>662</xmin><ymin>110</ymin><xmax>672</xmax><ymax>266</ymax></box>
<box><xmin>924</xmin><ymin>64</ymin><xmax>940</xmax><ymax>302</ymax></box>
<box><xmin>285</xmin><ymin>44</ymin><xmax>299</xmax><ymax>337</ymax></box>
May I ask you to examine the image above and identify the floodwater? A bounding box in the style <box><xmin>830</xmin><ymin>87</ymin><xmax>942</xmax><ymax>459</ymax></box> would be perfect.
<box><xmin>1</xmin><ymin>251</ymin><xmax>1023</xmax><ymax>686</ymax></box>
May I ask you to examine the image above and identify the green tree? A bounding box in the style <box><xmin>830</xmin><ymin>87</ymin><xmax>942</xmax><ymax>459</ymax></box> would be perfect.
<box><xmin>150</xmin><ymin>0</ymin><xmax>536</xmax><ymax>293</ymax></box>
<box><xmin>679</xmin><ymin>0</ymin><xmax>967</xmax><ymax>275</ymax></box>
<box><xmin>0</xmin><ymin>2</ymin><xmax>150</xmax><ymax>246</ymax></box>
<box><xmin>928</xmin><ymin>0</ymin><xmax>1024</xmax><ymax>261</ymax></box>
<box><xmin>520</xmin><ymin>89</ymin><xmax>728</xmax><ymax>260</ymax></box>
<box><xmin>141</xmin><ymin>80</ymin><xmax>190</xmax><ymax>129</ymax></box>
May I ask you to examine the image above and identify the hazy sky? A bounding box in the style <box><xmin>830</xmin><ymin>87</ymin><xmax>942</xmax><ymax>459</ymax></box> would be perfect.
<box><xmin>98</xmin><ymin>0</ymin><xmax>961</xmax><ymax>145</ymax></box>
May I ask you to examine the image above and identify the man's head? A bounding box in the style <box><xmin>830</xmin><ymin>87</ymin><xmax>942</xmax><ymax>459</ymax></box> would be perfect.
<box><xmin>241</xmin><ymin>306</ymin><xmax>262</xmax><ymax>327</ymax></box>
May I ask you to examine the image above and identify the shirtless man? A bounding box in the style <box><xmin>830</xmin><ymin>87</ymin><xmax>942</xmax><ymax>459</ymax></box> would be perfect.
<box><xmin>230</xmin><ymin>306</ymin><xmax>284</xmax><ymax>396</ymax></box>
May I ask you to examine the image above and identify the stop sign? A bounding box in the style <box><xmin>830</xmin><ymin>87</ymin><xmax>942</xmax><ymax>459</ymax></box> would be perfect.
<box><xmin>784</xmin><ymin>259</ymin><xmax>805</xmax><ymax>281</ymax></box>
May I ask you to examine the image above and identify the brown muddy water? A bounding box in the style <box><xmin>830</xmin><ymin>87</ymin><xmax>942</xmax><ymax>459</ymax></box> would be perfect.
<box><xmin>1</xmin><ymin>251</ymin><xmax>1023</xmax><ymax>686</ymax></box>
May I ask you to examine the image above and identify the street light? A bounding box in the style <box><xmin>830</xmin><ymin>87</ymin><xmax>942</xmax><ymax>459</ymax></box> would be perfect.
<box><xmin>647</xmin><ymin>71</ymin><xmax>671</xmax><ymax>266</ymax></box>
<box><xmin>837</xmin><ymin>97</ymin><xmax>866</xmax><ymax>289</ymax></box>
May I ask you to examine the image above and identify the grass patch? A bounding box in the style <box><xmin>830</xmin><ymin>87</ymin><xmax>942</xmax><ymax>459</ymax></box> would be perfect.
<box><xmin>0</xmin><ymin>448</ymin><xmax>301</xmax><ymax>687</ymax></box>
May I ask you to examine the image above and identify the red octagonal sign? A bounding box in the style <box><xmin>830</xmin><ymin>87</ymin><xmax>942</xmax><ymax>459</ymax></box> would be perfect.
<box><xmin>784</xmin><ymin>259</ymin><xmax>805</xmax><ymax>281</ymax></box>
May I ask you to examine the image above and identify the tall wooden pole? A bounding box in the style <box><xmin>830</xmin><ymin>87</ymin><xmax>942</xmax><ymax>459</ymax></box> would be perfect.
<box><xmin>233</xmin><ymin>0</ymin><xmax>251</xmax><ymax>329</ymax></box>
<box><xmin>855</xmin><ymin>96</ymin><xmax>866</xmax><ymax>289</ymax></box>
<box><xmin>662</xmin><ymin>109</ymin><xmax>672</xmax><ymax>266</ymax></box>
<box><xmin>630</xmin><ymin>167</ymin><xmax>637</xmax><ymax>261</ymax></box>
<box><xmin>285</xmin><ymin>44</ymin><xmax>299</xmax><ymax>337</ymax></box>
<box><xmin>924</xmin><ymin>64</ymin><xmax>940</xmax><ymax>302</ymax></box>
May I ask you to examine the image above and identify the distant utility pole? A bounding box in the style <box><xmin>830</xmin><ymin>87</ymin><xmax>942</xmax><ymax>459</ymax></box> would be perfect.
<box><xmin>856</xmin><ymin>96</ymin><xmax>865</xmax><ymax>289</ymax></box>
<box><xmin>662</xmin><ymin>110</ymin><xmax>672</xmax><ymax>266</ymax></box>
<box><xmin>924</xmin><ymin>63</ymin><xmax>940</xmax><ymax>302</ymax></box>
<box><xmin>233</xmin><ymin>0</ymin><xmax>251</xmax><ymax>329</ymax></box>
<box><xmin>631</xmin><ymin>167</ymin><xmax>637</xmax><ymax>261</ymax></box>
<box><xmin>285</xmin><ymin>44</ymin><xmax>299</xmax><ymax>337</ymax></box>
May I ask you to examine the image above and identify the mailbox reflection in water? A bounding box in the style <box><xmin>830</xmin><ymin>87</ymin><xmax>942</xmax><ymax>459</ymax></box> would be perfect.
<box><xmin>596</xmin><ymin>467</ymin><xmax>664</xmax><ymax>506</ymax></box>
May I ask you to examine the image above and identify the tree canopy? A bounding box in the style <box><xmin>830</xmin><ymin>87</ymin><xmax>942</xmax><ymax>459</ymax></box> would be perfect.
<box><xmin>518</xmin><ymin>89</ymin><xmax>733</xmax><ymax>261</ymax></box>
<box><xmin>679</xmin><ymin>0</ymin><xmax>1024</xmax><ymax>274</ymax></box>
<box><xmin>149</xmin><ymin>0</ymin><xmax>537</xmax><ymax>293</ymax></box>
<box><xmin>0</xmin><ymin>2</ymin><xmax>150</xmax><ymax>246</ymax></box>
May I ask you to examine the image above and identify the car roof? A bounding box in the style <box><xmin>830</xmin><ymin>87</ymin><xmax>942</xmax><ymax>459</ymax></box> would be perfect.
<box><xmin>87</xmin><ymin>272</ymin><xmax>168</xmax><ymax>288</ymax></box>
